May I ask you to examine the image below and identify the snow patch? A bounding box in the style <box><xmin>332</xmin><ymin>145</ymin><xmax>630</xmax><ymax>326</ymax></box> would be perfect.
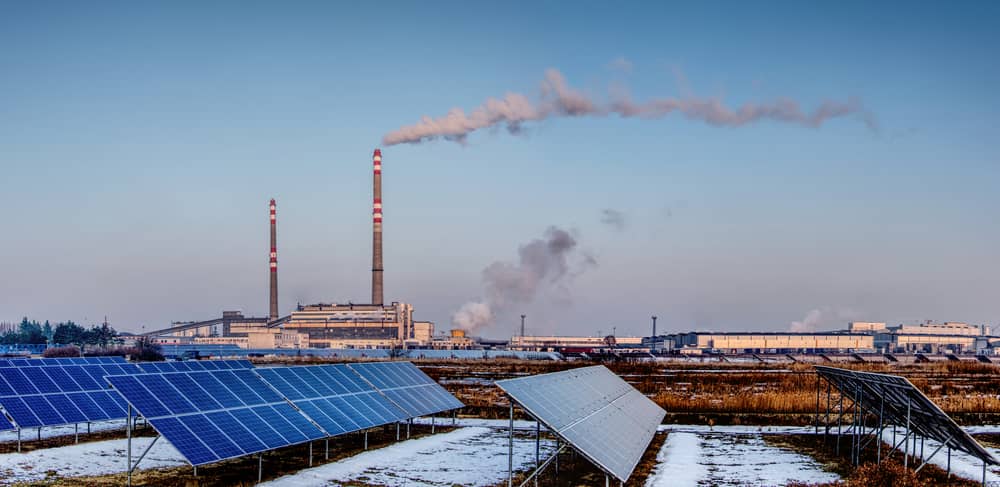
<box><xmin>0</xmin><ymin>436</ymin><xmax>186</xmax><ymax>485</ymax></box>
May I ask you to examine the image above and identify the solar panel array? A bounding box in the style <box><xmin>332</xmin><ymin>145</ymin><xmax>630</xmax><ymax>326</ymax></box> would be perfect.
<box><xmin>348</xmin><ymin>361</ymin><xmax>463</xmax><ymax>418</ymax></box>
<box><xmin>496</xmin><ymin>365</ymin><xmax>666</xmax><ymax>483</ymax></box>
<box><xmin>0</xmin><ymin>363</ymin><xmax>135</xmax><ymax>429</ymax></box>
<box><xmin>107</xmin><ymin>369</ymin><xmax>326</xmax><ymax>466</ymax></box>
<box><xmin>108</xmin><ymin>361</ymin><xmax>463</xmax><ymax>467</ymax></box>
<box><xmin>0</xmin><ymin>359</ymin><xmax>254</xmax><ymax>431</ymax></box>
<box><xmin>815</xmin><ymin>366</ymin><xmax>999</xmax><ymax>465</ymax></box>
<box><xmin>256</xmin><ymin>365</ymin><xmax>408</xmax><ymax>436</ymax></box>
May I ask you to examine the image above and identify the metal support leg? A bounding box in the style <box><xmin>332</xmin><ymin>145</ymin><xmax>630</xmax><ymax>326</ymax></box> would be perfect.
<box><xmin>984</xmin><ymin>460</ymin><xmax>987</xmax><ymax>486</ymax></box>
<box><xmin>431</xmin><ymin>416</ymin><xmax>435</xmax><ymax>434</ymax></box>
<box><xmin>309</xmin><ymin>441</ymin><xmax>313</xmax><ymax>466</ymax></box>
<box><xmin>605</xmin><ymin>474</ymin><xmax>610</xmax><ymax>487</ymax></box>
<box><xmin>836</xmin><ymin>394</ymin><xmax>843</xmax><ymax>455</ymax></box>
<box><xmin>904</xmin><ymin>398</ymin><xmax>911</xmax><ymax>469</ymax></box>
<box><xmin>365</xmin><ymin>431</ymin><xmax>368</xmax><ymax>450</ymax></box>
<box><xmin>815</xmin><ymin>375</ymin><xmax>820</xmax><ymax>434</ymax></box>
<box><xmin>17</xmin><ymin>429</ymin><xmax>20</xmax><ymax>453</ymax></box>
<box><xmin>126</xmin><ymin>404</ymin><xmax>132</xmax><ymax>487</ymax></box>
<box><xmin>258</xmin><ymin>454</ymin><xmax>263</xmax><ymax>483</ymax></box>
<box><xmin>396</xmin><ymin>422</ymin><xmax>400</xmax><ymax>441</ymax></box>
<box><xmin>325</xmin><ymin>438</ymin><xmax>329</xmax><ymax>460</ymax></box>
<box><xmin>508</xmin><ymin>400</ymin><xmax>514</xmax><ymax>487</ymax></box>
<box><xmin>87</xmin><ymin>422</ymin><xmax>91</xmax><ymax>434</ymax></box>
<box><xmin>535</xmin><ymin>421</ymin><xmax>540</xmax><ymax>487</ymax></box>
<box><xmin>948</xmin><ymin>448</ymin><xmax>951</xmax><ymax>479</ymax></box>
<box><xmin>193</xmin><ymin>466</ymin><xmax>197</xmax><ymax>477</ymax></box>
<box><xmin>453</xmin><ymin>410</ymin><xmax>456</xmax><ymax>426</ymax></box>
<box><xmin>37</xmin><ymin>427</ymin><xmax>40</xmax><ymax>441</ymax></box>
<box><xmin>75</xmin><ymin>423</ymin><xmax>79</xmax><ymax>444</ymax></box>
<box><xmin>407</xmin><ymin>419</ymin><xmax>411</xmax><ymax>439</ymax></box>
<box><xmin>877</xmin><ymin>395</ymin><xmax>884</xmax><ymax>463</ymax></box>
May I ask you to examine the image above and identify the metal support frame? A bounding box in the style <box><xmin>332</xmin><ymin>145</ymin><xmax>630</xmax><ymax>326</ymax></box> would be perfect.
<box><xmin>914</xmin><ymin>434</ymin><xmax>954</xmax><ymax>473</ymax></box>
<box><xmin>407</xmin><ymin>418</ymin><xmax>411</xmax><ymax>439</ymax></box>
<box><xmin>309</xmin><ymin>441</ymin><xmax>313</xmax><ymax>466</ymax></box>
<box><xmin>258</xmin><ymin>454</ymin><xmax>263</xmax><ymax>483</ymax></box>
<box><xmin>508</xmin><ymin>399</ymin><xmax>514</xmax><ymax>487</ymax></box>
<box><xmin>126</xmin><ymin>404</ymin><xmax>133</xmax><ymax>487</ymax></box>
<box><xmin>517</xmin><ymin>444</ymin><xmax>567</xmax><ymax>487</ymax></box>
<box><xmin>325</xmin><ymin>438</ymin><xmax>329</xmax><ymax>460</ymax></box>
<box><xmin>431</xmin><ymin>415</ymin><xmax>435</xmax><ymax>434</ymax></box>
<box><xmin>364</xmin><ymin>430</ymin><xmax>369</xmax><ymax>450</ymax></box>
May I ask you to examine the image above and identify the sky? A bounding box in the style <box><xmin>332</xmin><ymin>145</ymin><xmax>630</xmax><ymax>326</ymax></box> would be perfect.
<box><xmin>1</xmin><ymin>1</ymin><xmax>998</xmax><ymax>338</ymax></box>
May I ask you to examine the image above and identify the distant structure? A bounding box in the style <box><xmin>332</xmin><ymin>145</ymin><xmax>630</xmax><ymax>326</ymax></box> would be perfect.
<box><xmin>372</xmin><ymin>148</ymin><xmax>384</xmax><ymax>306</ymax></box>
<box><xmin>269</xmin><ymin>198</ymin><xmax>278</xmax><ymax>321</ymax></box>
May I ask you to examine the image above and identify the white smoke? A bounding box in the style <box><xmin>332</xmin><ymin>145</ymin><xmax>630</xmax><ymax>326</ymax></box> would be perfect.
<box><xmin>790</xmin><ymin>307</ymin><xmax>861</xmax><ymax>332</ymax></box>
<box><xmin>452</xmin><ymin>226</ymin><xmax>593</xmax><ymax>332</ymax></box>
<box><xmin>790</xmin><ymin>309</ymin><xmax>824</xmax><ymax>332</ymax></box>
<box><xmin>383</xmin><ymin>68</ymin><xmax>876</xmax><ymax>145</ymax></box>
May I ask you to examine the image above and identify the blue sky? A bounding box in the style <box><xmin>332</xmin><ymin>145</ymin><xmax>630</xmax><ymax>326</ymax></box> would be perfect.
<box><xmin>2</xmin><ymin>1</ymin><xmax>998</xmax><ymax>337</ymax></box>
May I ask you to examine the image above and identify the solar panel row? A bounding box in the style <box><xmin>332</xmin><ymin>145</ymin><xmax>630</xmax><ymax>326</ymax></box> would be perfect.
<box><xmin>496</xmin><ymin>365</ymin><xmax>665</xmax><ymax>484</ymax></box>
<box><xmin>108</xmin><ymin>361</ymin><xmax>463</xmax><ymax>467</ymax></box>
<box><xmin>0</xmin><ymin>356</ymin><xmax>126</xmax><ymax>368</ymax></box>
<box><xmin>0</xmin><ymin>360</ymin><xmax>254</xmax><ymax>430</ymax></box>
<box><xmin>256</xmin><ymin>365</ymin><xmax>408</xmax><ymax>436</ymax></box>
<box><xmin>348</xmin><ymin>362</ymin><xmax>463</xmax><ymax>418</ymax></box>
<box><xmin>107</xmin><ymin>370</ymin><xmax>326</xmax><ymax>465</ymax></box>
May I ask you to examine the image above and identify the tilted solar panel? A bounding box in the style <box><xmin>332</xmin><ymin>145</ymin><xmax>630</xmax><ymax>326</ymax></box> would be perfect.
<box><xmin>255</xmin><ymin>365</ymin><xmax>408</xmax><ymax>436</ymax></box>
<box><xmin>816</xmin><ymin>366</ymin><xmax>999</xmax><ymax>466</ymax></box>
<box><xmin>0</xmin><ymin>364</ymin><xmax>138</xmax><ymax>428</ymax></box>
<box><xmin>347</xmin><ymin>361</ymin><xmax>463</xmax><ymax>418</ymax></box>
<box><xmin>496</xmin><ymin>365</ymin><xmax>665</xmax><ymax>484</ymax></box>
<box><xmin>107</xmin><ymin>370</ymin><xmax>325</xmax><ymax>466</ymax></box>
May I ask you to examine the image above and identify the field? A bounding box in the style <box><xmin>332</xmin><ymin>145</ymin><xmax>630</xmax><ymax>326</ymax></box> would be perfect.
<box><xmin>2</xmin><ymin>357</ymin><xmax>1000</xmax><ymax>486</ymax></box>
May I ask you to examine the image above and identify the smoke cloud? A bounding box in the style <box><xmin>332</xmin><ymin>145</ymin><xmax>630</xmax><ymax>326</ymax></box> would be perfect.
<box><xmin>383</xmin><ymin>68</ymin><xmax>876</xmax><ymax>145</ymax></box>
<box><xmin>452</xmin><ymin>226</ymin><xmax>593</xmax><ymax>332</ymax></box>
<box><xmin>600</xmin><ymin>208</ymin><xmax>626</xmax><ymax>231</ymax></box>
<box><xmin>789</xmin><ymin>307</ymin><xmax>861</xmax><ymax>332</ymax></box>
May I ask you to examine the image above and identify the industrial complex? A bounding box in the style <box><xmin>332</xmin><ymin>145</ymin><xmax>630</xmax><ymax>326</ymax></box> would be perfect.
<box><xmin>137</xmin><ymin>149</ymin><xmax>1000</xmax><ymax>360</ymax></box>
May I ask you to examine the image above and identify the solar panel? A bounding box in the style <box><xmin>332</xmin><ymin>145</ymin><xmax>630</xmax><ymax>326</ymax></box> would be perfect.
<box><xmin>255</xmin><ymin>365</ymin><xmax>409</xmax><ymax>436</ymax></box>
<box><xmin>22</xmin><ymin>356</ymin><xmax>127</xmax><ymax>366</ymax></box>
<box><xmin>107</xmin><ymin>370</ymin><xmax>326</xmax><ymax>466</ymax></box>
<box><xmin>496</xmin><ymin>365</ymin><xmax>665</xmax><ymax>483</ymax></box>
<box><xmin>815</xmin><ymin>366</ymin><xmax>998</xmax><ymax>466</ymax></box>
<box><xmin>346</xmin><ymin>361</ymin><xmax>463</xmax><ymax>418</ymax></box>
<box><xmin>0</xmin><ymin>363</ymin><xmax>144</xmax><ymax>428</ymax></box>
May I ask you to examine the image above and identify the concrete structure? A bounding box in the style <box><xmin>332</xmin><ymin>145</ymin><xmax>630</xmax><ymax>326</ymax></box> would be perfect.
<box><xmin>372</xmin><ymin>149</ymin><xmax>384</xmax><ymax>306</ymax></box>
<box><xmin>891</xmin><ymin>321</ymin><xmax>986</xmax><ymax>336</ymax></box>
<box><xmin>673</xmin><ymin>332</ymin><xmax>874</xmax><ymax>353</ymax></box>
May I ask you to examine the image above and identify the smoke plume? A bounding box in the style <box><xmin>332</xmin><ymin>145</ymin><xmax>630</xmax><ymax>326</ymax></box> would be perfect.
<box><xmin>790</xmin><ymin>307</ymin><xmax>861</xmax><ymax>332</ymax></box>
<box><xmin>452</xmin><ymin>226</ymin><xmax>593</xmax><ymax>332</ymax></box>
<box><xmin>383</xmin><ymin>68</ymin><xmax>876</xmax><ymax>145</ymax></box>
<box><xmin>600</xmin><ymin>208</ymin><xmax>626</xmax><ymax>231</ymax></box>
<box><xmin>790</xmin><ymin>309</ymin><xmax>825</xmax><ymax>333</ymax></box>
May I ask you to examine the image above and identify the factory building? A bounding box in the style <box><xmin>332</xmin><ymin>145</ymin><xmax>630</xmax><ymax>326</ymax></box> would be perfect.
<box><xmin>673</xmin><ymin>332</ymin><xmax>875</xmax><ymax>354</ymax></box>
<box><xmin>276</xmin><ymin>302</ymin><xmax>428</xmax><ymax>349</ymax></box>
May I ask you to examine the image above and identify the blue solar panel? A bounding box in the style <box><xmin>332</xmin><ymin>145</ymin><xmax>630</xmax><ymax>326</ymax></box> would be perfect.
<box><xmin>347</xmin><ymin>362</ymin><xmax>463</xmax><ymax>418</ymax></box>
<box><xmin>255</xmin><ymin>365</ymin><xmax>408</xmax><ymax>437</ymax></box>
<box><xmin>107</xmin><ymin>370</ymin><xmax>325</xmax><ymax>466</ymax></box>
<box><xmin>0</xmin><ymin>412</ymin><xmax>13</xmax><ymax>431</ymax></box>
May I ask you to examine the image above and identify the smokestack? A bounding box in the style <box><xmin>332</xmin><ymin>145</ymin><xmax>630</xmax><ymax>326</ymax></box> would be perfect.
<box><xmin>372</xmin><ymin>149</ymin><xmax>384</xmax><ymax>305</ymax></box>
<box><xmin>520</xmin><ymin>314</ymin><xmax>526</xmax><ymax>338</ymax></box>
<box><xmin>651</xmin><ymin>315</ymin><xmax>657</xmax><ymax>337</ymax></box>
<box><xmin>269</xmin><ymin>199</ymin><xmax>278</xmax><ymax>321</ymax></box>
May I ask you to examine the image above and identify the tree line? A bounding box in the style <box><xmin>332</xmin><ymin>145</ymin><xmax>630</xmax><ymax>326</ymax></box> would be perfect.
<box><xmin>0</xmin><ymin>318</ymin><xmax>119</xmax><ymax>348</ymax></box>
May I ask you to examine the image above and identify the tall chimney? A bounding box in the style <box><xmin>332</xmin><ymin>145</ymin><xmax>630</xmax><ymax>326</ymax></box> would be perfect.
<box><xmin>651</xmin><ymin>315</ymin><xmax>657</xmax><ymax>337</ymax></box>
<box><xmin>372</xmin><ymin>149</ymin><xmax>384</xmax><ymax>305</ymax></box>
<box><xmin>269</xmin><ymin>198</ymin><xmax>278</xmax><ymax>321</ymax></box>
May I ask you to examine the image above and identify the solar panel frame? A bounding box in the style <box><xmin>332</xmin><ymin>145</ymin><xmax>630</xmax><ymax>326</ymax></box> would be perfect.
<box><xmin>496</xmin><ymin>365</ymin><xmax>665</xmax><ymax>484</ymax></box>
<box><xmin>815</xmin><ymin>366</ymin><xmax>998</xmax><ymax>465</ymax></box>
<box><xmin>106</xmin><ymin>370</ymin><xmax>326</xmax><ymax>466</ymax></box>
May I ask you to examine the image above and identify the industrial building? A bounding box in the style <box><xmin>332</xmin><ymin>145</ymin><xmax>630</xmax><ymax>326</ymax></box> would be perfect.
<box><xmin>672</xmin><ymin>332</ymin><xmax>875</xmax><ymax>354</ymax></box>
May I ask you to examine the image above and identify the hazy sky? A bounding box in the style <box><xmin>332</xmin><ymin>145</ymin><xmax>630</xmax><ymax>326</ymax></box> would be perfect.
<box><xmin>2</xmin><ymin>1</ymin><xmax>998</xmax><ymax>337</ymax></box>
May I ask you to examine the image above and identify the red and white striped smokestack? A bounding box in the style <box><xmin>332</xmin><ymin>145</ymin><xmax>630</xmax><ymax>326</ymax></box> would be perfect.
<box><xmin>372</xmin><ymin>149</ymin><xmax>384</xmax><ymax>305</ymax></box>
<box><xmin>269</xmin><ymin>198</ymin><xmax>278</xmax><ymax>321</ymax></box>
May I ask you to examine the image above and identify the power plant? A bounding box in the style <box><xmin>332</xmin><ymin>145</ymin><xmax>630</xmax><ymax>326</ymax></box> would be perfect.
<box><xmin>144</xmin><ymin>148</ymin><xmax>445</xmax><ymax>350</ymax></box>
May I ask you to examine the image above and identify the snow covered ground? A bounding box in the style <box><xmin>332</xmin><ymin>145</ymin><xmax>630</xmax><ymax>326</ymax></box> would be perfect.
<box><xmin>261</xmin><ymin>426</ymin><xmax>555</xmax><ymax>487</ymax></box>
<box><xmin>646</xmin><ymin>431</ymin><xmax>840</xmax><ymax>486</ymax></box>
<box><xmin>0</xmin><ymin>436</ymin><xmax>186</xmax><ymax>485</ymax></box>
<box><xmin>0</xmin><ymin>419</ymin><xmax>126</xmax><ymax>444</ymax></box>
<box><xmin>880</xmin><ymin>426</ymin><xmax>1000</xmax><ymax>483</ymax></box>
